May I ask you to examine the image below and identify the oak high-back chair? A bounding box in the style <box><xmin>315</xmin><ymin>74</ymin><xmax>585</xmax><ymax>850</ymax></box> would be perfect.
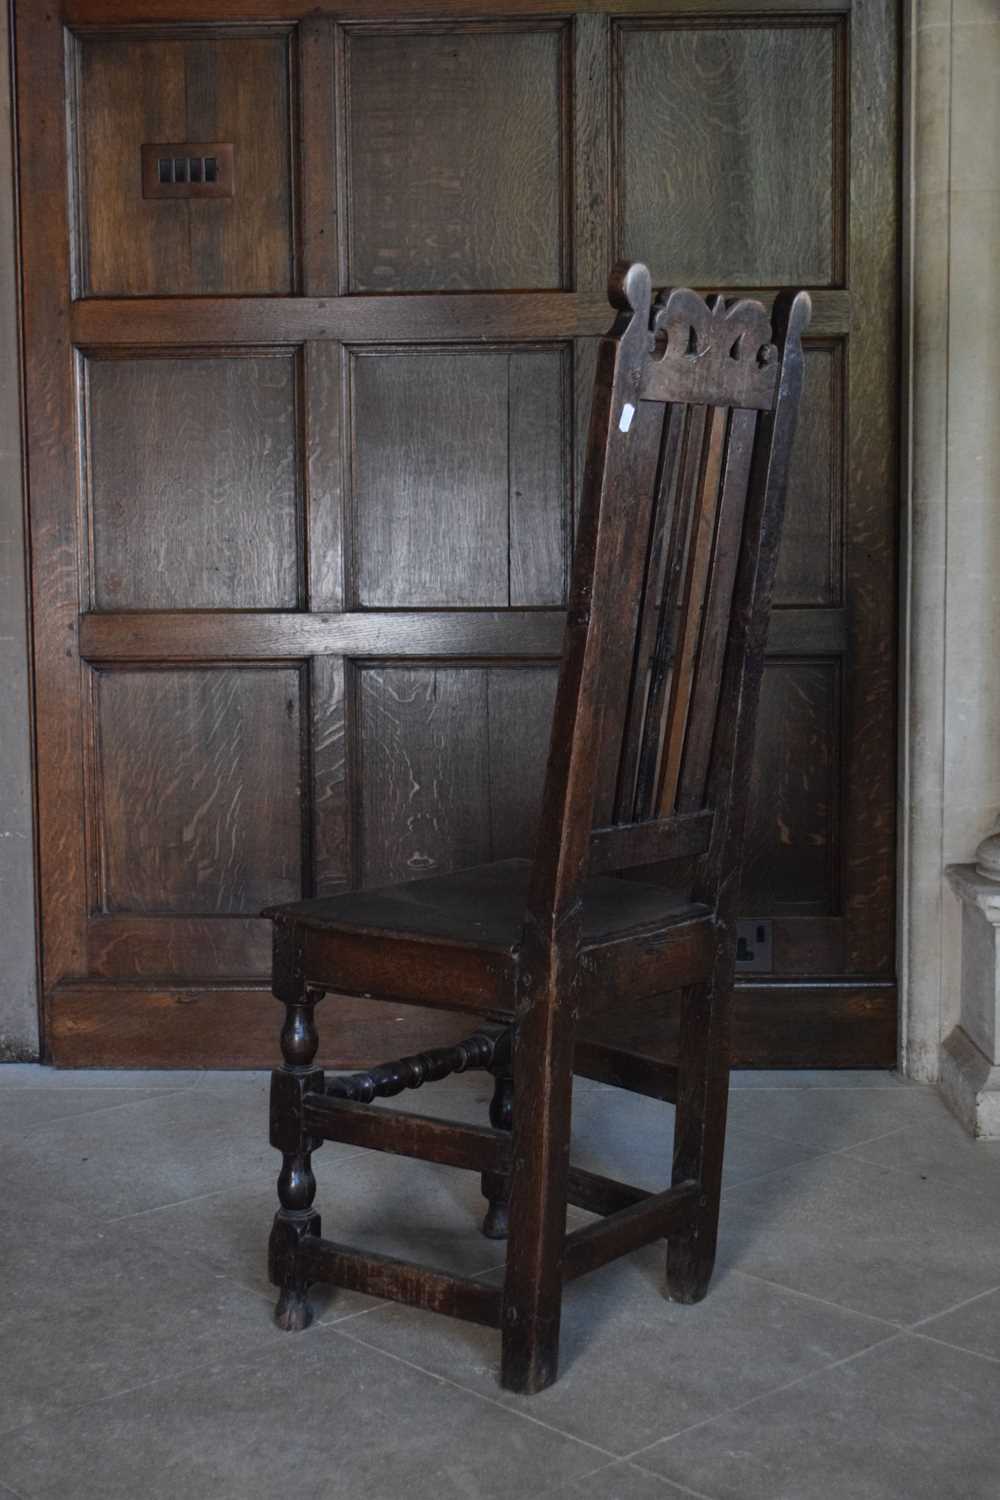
<box><xmin>265</xmin><ymin>262</ymin><xmax>811</xmax><ymax>1395</ymax></box>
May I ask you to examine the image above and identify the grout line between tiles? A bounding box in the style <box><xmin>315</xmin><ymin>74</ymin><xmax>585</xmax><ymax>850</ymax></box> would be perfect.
<box><xmin>622</xmin><ymin>1329</ymin><xmax>907</xmax><ymax>1465</ymax></box>
<box><xmin>726</xmin><ymin>1267</ymin><xmax>905</xmax><ymax>1329</ymax></box>
<box><xmin>908</xmin><ymin>1328</ymin><xmax>1000</xmax><ymax>1366</ymax></box>
<box><xmin>907</xmin><ymin>1278</ymin><xmax>1000</xmax><ymax>1330</ymax></box>
<box><xmin>329</xmin><ymin>1322</ymin><xmax>621</xmax><ymax>1462</ymax></box>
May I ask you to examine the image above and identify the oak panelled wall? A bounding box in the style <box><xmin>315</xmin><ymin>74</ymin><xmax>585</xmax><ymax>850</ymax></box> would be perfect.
<box><xmin>15</xmin><ymin>0</ymin><xmax>898</xmax><ymax>1066</ymax></box>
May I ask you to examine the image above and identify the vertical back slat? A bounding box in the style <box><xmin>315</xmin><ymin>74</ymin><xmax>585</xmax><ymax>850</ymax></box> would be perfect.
<box><xmin>655</xmin><ymin>404</ymin><xmax>730</xmax><ymax>816</ymax></box>
<box><xmin>589</xmin><ymin>397</ymin><xmax>668</xmax><ymax>827</ymax></box>
<box><xmin>631</xmin><ymin>402</ymin><xmax>707</xmax><ymax>821</ymax></box>
<box><xmin>613</xmin><ymin>401</ymin><xmax>685</xmax><ymax>824</ymax></box>
<box><xmin>675</xmin><ymin>406</ymin><xmax>758</xmax><ymax>813</ymax></box>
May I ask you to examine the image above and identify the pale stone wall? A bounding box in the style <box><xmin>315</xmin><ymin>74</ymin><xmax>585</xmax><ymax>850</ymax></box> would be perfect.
<box><xmin>901</xmin><ymin>0</ymin><xmax>1000</xmax><ymax>1128</ymax></box>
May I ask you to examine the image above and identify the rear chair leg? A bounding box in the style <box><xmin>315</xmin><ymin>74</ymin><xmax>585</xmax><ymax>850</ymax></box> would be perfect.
<box><xmin>481</xmin><ymin>1031</ymin><xmax>513</xmax><ymax>1240</ymax></box>
<box><xmin>666</xmin><ymin>976</ymin><xmax>732</xmax><ymax>1303</ymax></box>
<box><xmin>269</xmin><ymin>926</ymin><xmax>324</xmax><ymax>1332</ymax></box>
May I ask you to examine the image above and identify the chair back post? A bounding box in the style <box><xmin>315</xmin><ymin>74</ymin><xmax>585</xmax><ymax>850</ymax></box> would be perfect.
<box><xmin>524</xmin><ymin>261</ymin><xmax>658</xmax><ymax>952</ymax></box>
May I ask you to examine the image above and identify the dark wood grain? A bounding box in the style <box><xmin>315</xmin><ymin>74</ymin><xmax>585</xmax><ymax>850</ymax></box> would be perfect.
<box><xmin>357</xmin><ymin>665</ymin><xmax>557</xmax><ymax>886</ymax></box>
<box><xmin>302</xmin><ymin>1096</ymin><xmax>512</xmax><ymax>1172</ymax></box>
<box><xmin>304</xmin><ymin>341</ymin><xmax>345</xmax><ymax>612</ymax></box>
<box><xmin>311</xmin><ymin>654</ymin><xmax>350</xmax><ymax>897</ymax></box>
<box><xmin>775</xmin><ymin>342</ymin><xmax>843</xmax><ymax>607</ymax></box>
<box><xmin>352</xmin><ymin>351</ymin><xmax>510</xmax><ymax>607</ymax></box>
<box><xmin>44</xmin><ymin>979</ymin><xmax>896</xmax><ymax>1069</ymax></box>
<box><xmin>741</xmin><ymin>659</ymin><xmax>841</xmax><ymax>916</ymax></box>
<box><xmin>562</xmin><ymin>1182</ymin><xmax>699</xmax><ymax>1281</ymax></box>
<box><xmin>86</xmin><ymin>353</ymin><xmax>300</xmax><ymax>610</ymax></box>
<box><xmin>509</xmin><ymin>350</ymin><xmax>570</xmax><ymax>605</ymax></box>
<box><xmin>76</xmin><ymin>33</ymin><xmax>293</xmax><ymax>295</ymax></box>
<box><xmin>16</xmin><ymin>1</ymin><xmax>87</xmax><ymax>998</ymax></box>
<box><xmin>297</xmin><ymin>1239</ymin><xmax>504</xmax><ymax>1327</ymax></box>
<box><xmin>70</xmin><ymin>290</ymin><xmax>853</xmax><ymax>347</ymax></box>
<box><xmin>79</xmin><ymin>609</ymin><xmax>567</xmax><ymax>662</ymax></box>
<box><xmin>95</xmin><ymin>667</ymin><xmax>304</xmax><ymax>915</ymax></box>
<box><xmin>65</xmin><ymin>0</ymin><xmax>853</xmax><ymax>23</ymax></box>
<box><xmin>297</xmin><ymin>18</ymin><xmax>339</xmax><ymax>295</ymax></box>
<box><xmin>345</xmin><ymin>25</ymin><xmax>567</xmax><ymax>292</ymax></box>
<box><xmin>841</xmin><ymin>0</ymin><xmax>898</xmax><ymax>975</ymax></box>
<box><xmin>616</xmin><ymin>20</ymin><xmax>840</xmax><ymax>286</ymax></box>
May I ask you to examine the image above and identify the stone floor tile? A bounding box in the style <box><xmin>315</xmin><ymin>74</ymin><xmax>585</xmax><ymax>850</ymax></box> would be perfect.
<box><xmin>638</xmin><ymin>1333</ymin><xmax>1000</xmax><ymax>1500</ymax></box>
<box><xmin>1</xmin><ymin>1086</ymin><xmax>352</xmax><ymax>1221</ymax></box>
<box><xmin>915</xmin><ymin>1286</ymin><xmax>1000</xmax><ymax>1361</ymax></box>
<box><xmin>841</xmin><ymin>1106</ymin><xmax>1000</xmax><ymax>1198</ymax></box>
<box><xmin>728</xmin><ymin>1070</ymin><xmax>904</xmax><ymax>1090</ymax></box>
<box><xmin>549</xmin><ymin>1460</ymin><xmax>703</xmax><ymax>1498</ymax></box>
<box><xmin>119</xmin><ymin>1148</ymin><xmax>513</xmax><ymax>1321</ymax></box>
<box><xmin>0</xmin><ymin>1064</ymin><xmax>208</xmax><ymax>1089</ymax></box>
<box><xmin>570</xmin><ymin>1086</ymin><xmax>822</xmax><ymax>1192</ymax></box>
<box><xmin>0</xmin><ymin>1328</ymin><xmax>602</xmax><ymax>1500</ymax></box>
<box><xmin>0</xmin><ymin>1086</ymin><xmax>181</xmax><ymax>1144</ymax></box>
<box><xmin>717</xmin><ymin>1153</ymin><xmax>1000</xmax><ymax>1323</ymax></box>
<box><xmin>725</xmin><ymin>1081</ymin><xmax>947</xmax><ymax>1154</ymax></box>
<box><xmin>0</xmin><ymin>1217</ymin><xmax>294</xmax><ymax>1439</ymax></box>
<box><xmin>344</xmin><ymin>1245</ymin><xmax>894</xmax><ymax>1454</ymax></box>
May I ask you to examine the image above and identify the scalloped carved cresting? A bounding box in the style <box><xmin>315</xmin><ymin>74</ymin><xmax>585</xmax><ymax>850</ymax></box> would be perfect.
<box><xmin>643</xmin><ymin>289</ymin><xmax>780</xmax><ymax>409</ymax></box>
<box><xmin>610</xmin><ymin>263</ymin><xmax>784</xmax><ymax>412</ymax></box>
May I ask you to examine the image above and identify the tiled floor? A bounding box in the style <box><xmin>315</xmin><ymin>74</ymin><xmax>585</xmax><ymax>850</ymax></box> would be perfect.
<box><xmin>2</xmin><ymin>1066</ymin><xmax>1000</xmax><ymax>1499</ymax></box>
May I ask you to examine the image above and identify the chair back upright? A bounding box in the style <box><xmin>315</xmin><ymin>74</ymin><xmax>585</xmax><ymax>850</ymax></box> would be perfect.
<box><xmin>526</xmin><ymin>261</ymin><xmax>811</xmax><ymax>946</ymax></box>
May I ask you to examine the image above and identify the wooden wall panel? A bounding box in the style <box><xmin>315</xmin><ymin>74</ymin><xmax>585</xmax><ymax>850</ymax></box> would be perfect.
<box><xmin>351</xmin><ymin>348</ymin><xmax>568</xmax><ymax>608</ymax></box>
<box><xmin>345</xmin><ymin>24</ymin><xmax>568</xmax><ymax>292</ymax></box>
<box><xmin>76</xmin><ymin>33</ymin><xmax>293</xmax><ymax>295</ymax></box>
<box><xmin>94</xmin><ymin>667</ymin><xmax>304</xmax><ymax>915</ymax></box>
<box><xmin>740</xmin><ymin>660</ymin><xmax>840</xmax><ymax>917</ymax></box>
<box><xmin>86</xmin><ymin>353</ymin><xmax>300</xmax><ymax>610</ymax></box>
<box><xmin>358</xmin><ymin>664</ymin><xmax>558</xmax><ymax>886</ymax></box>
<box><xmin>775</xmin><ymin>342</ymin><xmax>843</xmax><ymax>607</ymax></box>
<box><xmin>615</xmin><ymin>20</ymin><xmax>840</xmax><ymax>287</ymax></box>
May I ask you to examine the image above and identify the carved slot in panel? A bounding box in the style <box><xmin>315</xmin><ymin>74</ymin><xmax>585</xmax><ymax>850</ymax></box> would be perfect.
<box><xmin>142</xmin><ymin>143</ymin><xmax>234</xmax><ymax>198</ymax></box>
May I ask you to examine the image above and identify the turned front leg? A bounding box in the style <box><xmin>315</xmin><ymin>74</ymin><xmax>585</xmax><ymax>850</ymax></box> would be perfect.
<box><xmin>269</xmin><ymin>924</ymin><xmax>324</xmax><ymax>1332</ymax></box>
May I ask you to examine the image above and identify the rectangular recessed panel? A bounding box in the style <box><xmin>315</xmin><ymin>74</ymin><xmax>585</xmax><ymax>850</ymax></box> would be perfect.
<box><xmin>775</xmin><ymin>344</ymin><xmax>843</xmax><ymax>607</ymax></box>
<box><xmin>347</xmin><ymin>27</ymin><xmax>566</xmax><ymax>291</ymax></box>
<box><xmin>96</xmin><ymin>668</ymin><xmax>304</xmax><ymax>915</ymax></box>
<box><xmin>87</xmin><ymin>355</ymin><xmax>300</xmax><ymax>611</ymax></box>
<box><xmin>358</xmin><ymin>664</ymin><xmax>558</xmax><ymax>887</ymax></box>
<box><xmin>740</xmin><ymin>661</ymin><xmax>840</xmax><ymax>917</ymax></box>
<box><xmin>351</xmin><ymin>349</ymin><xmax>568</xmax><ymax>608</ymax></box>
<box><xmin>617</xmin><ymin>22</ymin><xmax>838</xmax><ymax>286</ymax></box>
<box><xmin>78</xmin><ymin>35</ymin><xmax>292</xmax><ymax>294</ymax></box>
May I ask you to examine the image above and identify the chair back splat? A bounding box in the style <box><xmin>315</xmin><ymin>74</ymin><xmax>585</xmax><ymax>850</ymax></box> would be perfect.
<box><xmin>261</xmin><ymin>262</ymin><xmax>810</xmax><ymax>1398</ymax></box>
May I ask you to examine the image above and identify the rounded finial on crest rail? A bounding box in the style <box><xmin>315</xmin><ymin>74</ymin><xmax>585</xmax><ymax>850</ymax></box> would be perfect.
<box><xmin>771</xmin><ymin>287</ymin><xmax>813</xmax><ymax>348</ymax></box>
<box><xmin>608</xmin><ymin>259</ymin><xmax>652</xmax><ymax>316</ymax></box>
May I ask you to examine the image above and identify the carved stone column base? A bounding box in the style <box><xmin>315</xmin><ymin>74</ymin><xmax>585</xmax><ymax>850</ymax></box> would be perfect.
<box><xmin>939</xmin><ymin>1025</ymin><xmax>1000</xmax><ymax>1140</ymax></box>
<box><xmin>942</xmin><ymin>864</ymin><xmax>1000</xmax><ymax>1138</ymax></box>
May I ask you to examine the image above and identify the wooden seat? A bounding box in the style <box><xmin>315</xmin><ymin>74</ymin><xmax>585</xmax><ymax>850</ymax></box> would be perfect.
<box><xmin>264</xmin><ymin>261</ymin><xmax>811</xmax><ymax>1394</ymax></box>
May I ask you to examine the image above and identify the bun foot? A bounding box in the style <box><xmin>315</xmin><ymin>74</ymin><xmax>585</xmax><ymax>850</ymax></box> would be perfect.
<box><xmin>275</xmin><ymin>1286</ymin><xmax>313</xmax><ymax>1332</ymax></box>
<box><xmin>481</xmin><ymin>1202</ymin><xmax>509</xmax><ymax>1240</ymax></box>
